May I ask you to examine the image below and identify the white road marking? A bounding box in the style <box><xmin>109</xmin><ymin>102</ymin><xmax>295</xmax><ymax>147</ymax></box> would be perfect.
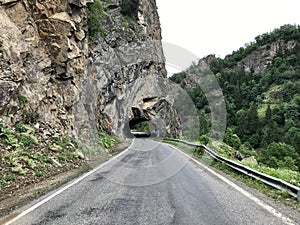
<box><xmin>168</xmin><ymin>144</ymin><xmax>296</xmax><ymax>225</ymax></box>
<box><xmin>4</xmin><ymin>139</ymin><xmax>135</xmax><ymax>225</ymax></box>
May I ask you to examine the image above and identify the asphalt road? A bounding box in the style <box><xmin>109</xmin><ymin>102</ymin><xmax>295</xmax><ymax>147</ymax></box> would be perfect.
<box><xmin>5</xmin><ymin>139</ymin><xmax>295</xmax><ymax>225</ymax></box>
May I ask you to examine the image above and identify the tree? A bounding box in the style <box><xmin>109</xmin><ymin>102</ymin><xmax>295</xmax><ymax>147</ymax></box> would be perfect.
<box><xmin>199</xmin><ymin>112</ymin><xmax>209</xmax><ymax>136</ymax></box>
<box><xmin>259</xmin><ymin>142</ymin><xmax>300</xmax><ymax>170</ymax></box>
<box><xmin>278</xmin><ymin>156</ymin><xmax>298</xmax><ymax>171</ymax></box>
<box><xmin>224</xmin><ymin>128</ymin><xmax>241</xmax><ymax>150</ymax></box>
<box><xmin>236</xmin><ymin>109</ymin><xmax>248</xmax><ymax>140</ymax></box>
<box><xmin>261</xmin><ymin>119</ymin><xmax>281</xmax><ymax>147</ymax></box>
<box><xmin>245</xmin><ymin>102</ymin><xmax>260</xmax><ymax>138</ymax></box>
<box><xmin>265</xmin><ymin>104</ymin><xmax>272</xmax><ymax>124</ymax></box>
<box><xmin>120</xmin><ymin>0</ymin><xmax>139</xmax><ymax>19</ymax></box>
<box><xmin>284</xmin><ymin>127</ymin><xmax>300</xmax><ymax>153</ymax></box>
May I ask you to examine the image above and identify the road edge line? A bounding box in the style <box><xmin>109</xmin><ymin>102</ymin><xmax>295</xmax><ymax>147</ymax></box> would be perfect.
<box><xmin>167</xmin><ymin>144</ymin><xmax>296</xmax><ymax>225</ymax></box>
<box><xmin>4</xmin><ymin>138</ymin><xmax>135</xmax><ymax>225</ymax></box>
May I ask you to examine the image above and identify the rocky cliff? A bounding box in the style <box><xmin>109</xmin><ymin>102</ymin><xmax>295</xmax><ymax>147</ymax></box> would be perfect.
<box><xmin>179</xmin><ymin>39</ymin><xmax>298</xmax><ymax>90</ymax></box>
<box><xmin>236</xmin><ymin>40</ymin><xmax>297</xmax><ymax>73</ymax></box>
<box><xmin>0</xmin><ymin>0</ymin><xmax>91</xmax><ymax>139</ymax></box>
<box><xmin>75</xmin><ymin>0</ymin><xmax>181</xmax><ymax>141</ymax></box>
<box><xmin>0</xmin><ymin>0</ymin><xmax>180</xmax><ymax>146</ymax></box>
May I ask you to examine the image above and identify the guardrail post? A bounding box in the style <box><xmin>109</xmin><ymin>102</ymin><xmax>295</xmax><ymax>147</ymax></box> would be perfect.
<box><xmin>298</xmin><ymin>189</ymin><xmax>300</xmax><ymax>200</ymax></box>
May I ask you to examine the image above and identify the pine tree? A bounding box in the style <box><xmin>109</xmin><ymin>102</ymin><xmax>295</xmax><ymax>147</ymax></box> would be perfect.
<box><xmin>245</xmin><ymin>102</ymin><xmax>260</xmax><ymax>136</ymax></box>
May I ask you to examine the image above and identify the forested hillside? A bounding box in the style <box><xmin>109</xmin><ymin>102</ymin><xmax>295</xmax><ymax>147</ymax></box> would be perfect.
<box><xmin>170</xmin><ymin>24</ymin><xmax>300</xmax><ymax>173</ymax></box>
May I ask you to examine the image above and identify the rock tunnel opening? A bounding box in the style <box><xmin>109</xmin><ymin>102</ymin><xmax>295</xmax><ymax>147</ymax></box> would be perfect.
<box><xmin>129</xmin><ymin>118</ymin><xmax>155</xmax><ymax>138</ymax></box>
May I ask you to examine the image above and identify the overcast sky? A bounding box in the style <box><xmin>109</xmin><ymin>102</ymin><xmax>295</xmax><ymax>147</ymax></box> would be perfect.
<box><xmin>156</xmin><ymin>0</ymin><xmax>300</xmax><ymax>75</ymax></box>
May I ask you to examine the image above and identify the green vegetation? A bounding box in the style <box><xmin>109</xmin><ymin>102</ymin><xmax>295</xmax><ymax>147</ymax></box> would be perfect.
<box><xmin>130</xmin><ymin>121</ymin><xmax>153</xmax><ymax>133</ymax></box>
<box><xmin>170</xmin><ymin>24</ymin><xmax>300</xmax><ymax>182</ymax></box>
<box><xmin>259</xmin><ymin>142</ymin><xmax>299</xmax><ymax>171</ymax></box>
<box><xmin>1</xmin><ymin>174</ymin><xmax>16</xmax><ymax>186</ymax></box>
<box><xmin>87</xmin><ymin>0</ymin><xmax>139</xmax><ymax>42</ymax></box>
<box><xmin>88</xmin><ymin>0</ymin><xmax>108</xmax><ymax>40</ymax></box>
<box><xmin>99</xmin><ymin>132</ymin><xmax>118</xmax><ymax>149</ymax></box>
<box><xmin>0</xmin><ymin>123</ymin><xmax>38</xmax><ymax>148</ymax></box>
<box><xmin>17</xmin><ymin>93</ymin><xmax>28</xmax><ymax>104</ymax></box>
<box><xmin>211</xmin><ymin>160</ymin><xmax>300</xmax><ymax>209</ymax></box>
<box><xmin>120</xmin><ymin>0</ymin><xmax>139</xmax><ymax>19</ymax></box>
<box><xmin>0</xmin><ymin>120</ymin><xmax>120</xmax><ymax>190</ymax></box>
<box><xmin>0</xmin><ymin>121</ymin><xmax>86</xmax><ymax>184</ymax></box>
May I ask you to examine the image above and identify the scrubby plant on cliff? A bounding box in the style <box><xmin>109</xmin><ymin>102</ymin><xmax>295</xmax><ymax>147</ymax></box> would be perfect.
<box><xmin>99</xmin><ymin>132</ymin><xmax>118</xmax><ymax>149</ymax></box>
<box><xmin>17</xmin><ymin>93</ymin><xmax>28</xmax><ymax>104</ymax></box>
<box><xmin>120</xmin><ymin>0</ymin><xmax>139</xmax><ymax>19</ymax></box>
<box><xmin>88</xmin><ymin>0</ymin><xmax>107</xmax><ymax>40</ymax></box>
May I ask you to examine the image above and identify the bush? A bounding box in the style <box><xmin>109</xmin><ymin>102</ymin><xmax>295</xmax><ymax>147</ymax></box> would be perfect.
<box><xmin>18</xmin><ymin>133</ymin><xmax>38</xmax><ymax>147</ymax></box>
<box><xmin>199</xmin><ymin>134</ymin><xmax>209</xmax><ymax>145</ymax></box>
<box><xmin>88</xmin><ymin>0</ymin><xmax>107</xmax><ymax>40</ymax></box>
<box><xmin>259</xmin><ymin>142</ymin><xmax>299</xmax><ymax>171</ymax></box>
<box><xmin>120</xmin><ymin>0</ymin><xmax>139</xmax><ymax>19</ymax></box>
<box><xmin>99</xmin><ymin>132</ymin><xmax>117</xmax><ymax>149</ymax></box>
<box><xmin>224</xmin><ymin>128</ymin><xmax>241</xmax><ymax>150</ymax></box>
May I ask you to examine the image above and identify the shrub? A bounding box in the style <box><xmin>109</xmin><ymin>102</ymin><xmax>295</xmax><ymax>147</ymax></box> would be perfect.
<box><xmin>1</xmin><ymin>174</ymin><xmax>16</xmax><ymax>185</ymax></box>
<box><xmin>88</xmin><ymin>0</ymin><xmax>107</xmax><ymax>40</ymax></box>
<box><xmin>260</xmin><ymin>142</ymin><xmax>299</xmax><ymax>171</ymax></box>
<box><xmin>120</xmin><ymin>0</ymin><xmax>139</xmax><ymax>19</ymax></box>
<box><xmin>99</xmin><ymin>132</ymin><xmax>117</xmax><ymax>149</ymax></box>
<box><xmin>199</xmin><ymin>134</ymin><xmax>209</xmax><ymax>145</ymax></box>
<box><xmin>19</xmin><ymin>133</ymin><xmax>38</xmax><ymax>147</ymax></box>
<box><xmin>17</xmin><ymin>93</ymin><xmax>28</xmax><ymax>104</ymax></box>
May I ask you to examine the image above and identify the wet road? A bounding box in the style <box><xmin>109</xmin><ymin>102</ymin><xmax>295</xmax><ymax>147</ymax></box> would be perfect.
<box><xmin>5</xmin><ymin>139</ymin><xmax>294</xmax><ymax>225</ymax></box>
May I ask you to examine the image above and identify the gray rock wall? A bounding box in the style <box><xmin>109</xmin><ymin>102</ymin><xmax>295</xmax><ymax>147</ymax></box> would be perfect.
<box><xmin>0</xmin><ymin>0</ymin><xmax>181</xmax><ymax>142</ymax></box>
<box><xmin>0</xmin><ymin>0</ymin><xmax>90</xmax><ymax>139</ymax></box>
<box><xmin>75</xmin><ymin>0</ymin><xmax>181</xmax><ymax>140</ymax></box>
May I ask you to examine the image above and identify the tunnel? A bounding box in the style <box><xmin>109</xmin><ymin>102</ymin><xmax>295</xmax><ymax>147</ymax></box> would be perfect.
<box><xmin>128</xmin><ymin>107</ymin><xmax>156</xmax><ymax>138</ymax></box>
<box><xmin>129</xmin><ymin>118</ymin><xmax>155</xmax><ymax>138</ymax></box>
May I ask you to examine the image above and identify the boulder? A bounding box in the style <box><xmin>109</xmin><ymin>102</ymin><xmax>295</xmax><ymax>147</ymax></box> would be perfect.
<box><xmin>242</xmin><ymin>156</ymin><xmax>258</xmax><ymax>164</ymax></box>
<box><xmin>0</xmin><ymin>81</ymin><xmax>18</xmax><ymax>111</ymax></box>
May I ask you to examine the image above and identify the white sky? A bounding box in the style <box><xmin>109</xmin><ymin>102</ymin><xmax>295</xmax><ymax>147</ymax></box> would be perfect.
<box><xmin>156</xmin><ymin>0</ymin><xmax>300</xmax><ymax>75</ymax></box>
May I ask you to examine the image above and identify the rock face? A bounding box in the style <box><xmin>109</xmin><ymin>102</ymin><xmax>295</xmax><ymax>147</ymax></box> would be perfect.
<box><xmin>74</xmin><ymin>0</ymin><xmax>181</xmax><ymax>140</ymax></box>
<box><xmin>236</xmin><ymin>40</ymin><xmax>297</xmax><ymax>73</ymax></box>
<box><xmin>181</xmin><ymin>39</ymin><xmax>298</xmax><ymax>89</ymax></box>
<box><xmin>0</xmin><ymin>0</ymin><xmax>90</xmax><ymax>139</ymax></box>
<box><xmin>0</xmin><ymin>0</ymin><xmax>181</xmax><ymax>141</ymax></box>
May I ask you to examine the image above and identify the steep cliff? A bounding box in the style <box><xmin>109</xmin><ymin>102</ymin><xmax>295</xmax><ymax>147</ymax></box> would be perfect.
<box><xmin>0</xmin><ymin>0</ymin><xmax>180</xmax><ymax>144</ymax></box>
<box><xmin>0</xmin><ymin>0</ymin><xmax>181</xmax><ymax>202</ymax></box>
<box><xmin>74</xmin><ymin>0</ymin><xmax>181</xmax><ymax>141</ymax></box>
<box><xmin>0</xmin><ymin>0</ymin><xmax>91</xmax><ymax>138</ymax></box>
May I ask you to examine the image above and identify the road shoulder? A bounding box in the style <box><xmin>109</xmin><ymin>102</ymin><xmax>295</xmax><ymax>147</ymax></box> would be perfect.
<box><xmin>0</xmin><ymin>141</ymin><xmax>130</xmax><ymax>222</ymax></box>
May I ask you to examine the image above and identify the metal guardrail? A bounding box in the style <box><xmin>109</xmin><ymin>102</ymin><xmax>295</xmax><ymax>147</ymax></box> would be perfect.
<box><xmin>166</xmin><ymin>139</ymin><xmax>300</xmax><ymax>200</ymax></box>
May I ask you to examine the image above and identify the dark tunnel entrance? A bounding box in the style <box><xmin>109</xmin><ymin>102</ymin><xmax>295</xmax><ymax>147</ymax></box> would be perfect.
<box><xmin>129</xmin><ymin>118</ymin><xmax>155</xmax><ymax>138</ymax></box>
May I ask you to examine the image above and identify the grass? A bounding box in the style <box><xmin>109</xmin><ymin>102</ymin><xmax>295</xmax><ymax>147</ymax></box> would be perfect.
<box><xmin>240</xmin><ymin>161</ymin><xmax>300</xmax><ymax>187</ymax></box>
<box><xmin>99</xmin><ymin>132</ymin><xmax>118</xmax><ymax>149</ymax></box>
<box><xmin>0</xmin><ymin>119</ymin><xmax>120</xmax><ymax>193</ymax></box>
<box><xmin>211</xmin><ymin>160</ymin><xmax>300</xmax><ymax>210</ymax></box>
<box><xmin>208</xmin><ymin>140</ymin><xmax>300</xmax><ymax>187</ymax></box>
<box><xmin>1</xmin><ymin>174</ymin><xmax>16</xmax><ymax>186</ymax></box>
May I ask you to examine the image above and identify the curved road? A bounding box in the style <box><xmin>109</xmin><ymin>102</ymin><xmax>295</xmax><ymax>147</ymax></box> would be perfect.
<box><xmin>5</xmin><ymin>139</ymin><xmax>296</xmax><ymax>225</ymax></box>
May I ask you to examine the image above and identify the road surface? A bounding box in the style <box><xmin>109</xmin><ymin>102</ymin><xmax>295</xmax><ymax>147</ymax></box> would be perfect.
<box><xmin>5</xmin><ymin>139</ymin><xmax>295</xmax><ymax>225</ymax></box>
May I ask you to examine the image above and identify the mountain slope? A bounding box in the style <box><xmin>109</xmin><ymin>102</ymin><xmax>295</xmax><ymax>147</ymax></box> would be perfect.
<box><xmin>170</xmin><ymin>24</ymin><xmax>300</xmax><ymax>172</ymax></box>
